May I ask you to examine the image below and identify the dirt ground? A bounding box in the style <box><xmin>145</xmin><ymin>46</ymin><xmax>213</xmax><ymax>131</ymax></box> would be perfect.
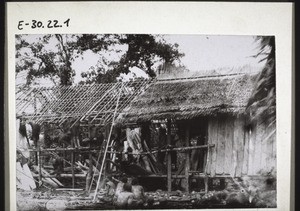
<box><xmin>16</xmin><ymin>187</ymin><xmax>271</xmax><ymax>211</ymax></box>
<box><xmin>16</xmin><ymin>188</ymin><xmax>214</xmax><ymax>210</ymax></box>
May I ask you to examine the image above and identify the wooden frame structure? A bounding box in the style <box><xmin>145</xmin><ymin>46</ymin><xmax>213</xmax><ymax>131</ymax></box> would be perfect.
<box><xmin>16</xmin><ymin>79</ymin><xmax>152</xmax><ymax>191</ymax></box>
<box><xmin>16</xmin><ymin>79</ymin><xmax>151</xmax><ymax>125</ymax></box>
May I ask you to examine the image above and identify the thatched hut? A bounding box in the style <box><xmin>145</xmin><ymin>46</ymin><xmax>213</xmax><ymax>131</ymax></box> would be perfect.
<box><xmin>118</xmin><ymin>73</ymin><xmax>276</xmax><ymax>192</ymax></box>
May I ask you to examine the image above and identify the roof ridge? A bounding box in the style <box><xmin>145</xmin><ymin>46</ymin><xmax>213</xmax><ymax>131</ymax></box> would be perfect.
<box><xmin>157</xmin><ymin>72</ymin><xmax>250</xmax><ymax>82</ymax></box>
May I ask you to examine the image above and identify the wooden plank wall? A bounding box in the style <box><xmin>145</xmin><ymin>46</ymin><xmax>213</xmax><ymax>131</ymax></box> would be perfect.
<box><xmin>215</xmin><ymin>117</ymin><xmax>226</xmax><ymax>175</ymax></box>
<box><xmin>263</xmin><ymin>123</ymin><xmax>276</xmax><ymax>174</ymax></box>
<box><xmin>207</xmin><ymin>116</ymin><xmax>276</xmax><ymax>177</ymax></box>
<box><xmin>233</xmin><ymin>117</ymin><xmax>244</xmax><ymax>177</ymax></box>
<box><xmin>224</xmin><ymin>118</ymin><xmax>234</xmax><ymax>176</ymax></box>
<box><xmin>248</xmin><ymin>124</ymin><xmax>257</xmax><ymax>175</ymax></box>
<box><xmin>207</xmin><ymin>118</ymin><xmax>218</xmax><ymax>177</ymax></box>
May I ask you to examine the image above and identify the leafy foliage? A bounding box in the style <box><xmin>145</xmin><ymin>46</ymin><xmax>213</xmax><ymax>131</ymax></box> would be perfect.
<box><xmin>79</xmin><ymin>34</ymin><xmax>185</xmax><ymax>83</ymax></box>
<box><xmin>246</xmin><ymin>36</ymin><xmax>276</xmax><ymax>127</ymax></box>
<box><xmin>16</xmin><ymin>34</ymin><xmax>79</xmax><ymax>86</ymax></box>
<box><xmin>16</xmin><ymin>34</ymin><xmax>184</xmax><ymax>86</ymax></box>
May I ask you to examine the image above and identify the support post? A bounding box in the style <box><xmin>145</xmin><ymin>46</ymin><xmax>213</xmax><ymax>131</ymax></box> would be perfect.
<box><xmin>204</xmin><ymin>145</ymin><xmax>210</xmax><ymax>193</ymax></box>
<box><xmin>167</xmin><ymin>119</ymin><xmax>172</xmax><ymax>192</ymax></box>
<box><xmin>185</xmin><ymin>124</ymin><xmax>190</xmax><ymax>192</ymax></box>
<box><xmin>71</xmin><ymin>149</ymin><xmax>75</xmax><ymax>188</ymax></box>
<box><xmin>93</xmin><ymin>84</ymin><xmax>122</xmax><ymax>202</ymax></box>
<box><xmin>70</xmin><ymin>129</ymin><xmax>75</xmax><ymax>188</ymax></box>
<box><xmin>38</xmin><ymin>144</ymin><xmax>42</xmax><ymax>187</ymax></box>
<box><xmin>86</xmin><ymin>119</ymin><xmax>92</xmax><ymax>192</ymax></box>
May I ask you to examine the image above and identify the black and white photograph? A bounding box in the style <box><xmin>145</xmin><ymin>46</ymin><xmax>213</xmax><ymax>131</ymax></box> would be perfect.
<box><xmin>5</xmin><ymin>2</ymin><xmax>293</xmax><ymax>211</ymax></box>
<box><xmin>15</xmin><ymin>34</ymin><xmax>277</xmax><ymax>210</ymax></box>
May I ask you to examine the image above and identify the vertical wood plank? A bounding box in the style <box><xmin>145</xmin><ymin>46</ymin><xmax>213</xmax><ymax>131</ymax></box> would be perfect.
<box><xmin>242</xmin><ymin>128</ymin><xmax>249</xmax><ymax>175</ymax></box>
<box><xmin>233</xmin><ymin>117</ymin><xmax>245</xmax><ymax>177</ymax></box>
<box><xmin>265</xmin><ymin>125</ymin><xmax>272</xmax><ymax>173</ymax></box>
<box><xmin>205</xmin><ymin>145</ymin><xmax>210</xmax><ymax>175</ymax></box>
<box><xmin>216</xmin><ymin>117</ymin><xmax>226</xmax><ymax>175</ymax></box>
<box><xmin>203</xmin><ymin>127</ymin><xmax>208</xmax><ymax>174</ymax></box>
<box><xmin>208</xmin><ymin>119</ymin><xmax>213</xmax><ymax>176</ymax></box>
<box><xmin>248</xmin><ymin>125</ymin><xmax>257</xmax><ymax>175</ymax></box>
<box><xmin>206</xmin><ymin>122</ymin><xmax>212</xmax><ymax>175</ymax></box>
<box><xmin>260</xmin><ymin>124</ymin><xmax>268</xmax><ymax>173</ymax></box>
<box><xmin>167</xmin><ymin>119</ymin><xmax>172</xmax><ymax>192</ymax></box>
<box><xmin>254</xmin><ymin>124</ymin><xmax>263</xmax><ymax>174</ymax></box>
<box><xmin>185</xmin><ymin>125</ymin><xmax>190</xmax><ymax>192</ymax></box>
<box><xmin>224</xmin><ymin>117</ymin><xmax>234</xmax><ymax>175</ymax></box>
<box><xmin>209</xmin><ymin>118</ymin><xmax>218</xmax><ymax>177</ymax></box>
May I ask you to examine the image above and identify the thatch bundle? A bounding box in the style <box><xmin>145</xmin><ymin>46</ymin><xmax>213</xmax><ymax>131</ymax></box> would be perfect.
<box><xmin>118</xmin><ymin>73</ymin><xmax>258</xmax><ymax>123</ymax></box>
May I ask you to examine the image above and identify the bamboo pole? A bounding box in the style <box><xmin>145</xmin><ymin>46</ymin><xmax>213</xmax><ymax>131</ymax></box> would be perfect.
<box><xmin>59</xmin><ymin>85</ymin><xmax>97</xmax><ymax>125</ymax></box>
<box><xmin>167</xmin><ymin>119</ymin><xmax>172</xmax><ymax>192</ymax></box>
<box><xmin>93</xmin><ymin>83</ymin><xmax>122</xmax><ymax>202</ymax></box>
<box><xmin>79</xmin><ymin>84</ymin><xmax>117</xmax><ymax>124</ymax></box>
<box><xmin>71</xmin><ymin>86</ymin><xmax>107</xmax><ymax>127</ymax></box>
<box><xmin>35</xmin><ymin>172</ymin><xmax>267</xmax><ymax>179</ymax></box>
<box><xmin>38</xmin><ymin>144</ymin><xmax>42</xmax><ymax>187</ymax></box>
<box><xmin>70</xmin><ymin>126</ymin><xmax>76</xmax><ymax>188</ymax></box>
<box><xmin>205</xmin><ymin>137</ymin><xmax>211</xmax><ymax>193</ymax></box>
<box><xmin>36</xmin><ymin>86</ymin><xmax>71</xmax><ymax>123</ymax></box>
<box><xmin>185</xmin><ymin>125</ymin><xmax>190</xmax><ymax>192</ymax></box>
<box><xmin>86</xmin><ymin>120</ymin><xmax>93</xmax><ymax>192</ymax></box>
<box><xmin>91</xmin><ymin>83</ymin><xmax>122</xmax><ymax>123</ymax></box>
<box><xmin>156</xmin><ymin>144</ymin><xmax>214</xmax><ymax>153</ymax></box>
<box><xmin>71</xmin><ymin>148</ymin><xmax>75</xmax><ymax>188</ymax></box>
<box><xmin>88</xmin><ymin>147</ymin><xmax>108</xmax><ymax>194</ymax></box>
<box><xmin>30</xmin><ymin>144</ymin><xmax>215</xmax><ymax>153</ymax></box>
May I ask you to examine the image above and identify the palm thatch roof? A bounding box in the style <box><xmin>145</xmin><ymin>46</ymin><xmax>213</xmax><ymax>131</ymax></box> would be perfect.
<box><xmin>16</xmin><ymin>79</ymin><xmax>151</xmax><ymax>126</ymax></box>
<box><xmin>118</xmin><ymin>73</ymin><xmax>258</xmax><ymax>123</ymax></box>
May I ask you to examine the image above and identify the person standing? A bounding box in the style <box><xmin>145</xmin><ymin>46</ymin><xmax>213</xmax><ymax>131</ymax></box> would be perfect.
<box><xmin>16</xmin><ymin>116</ymin><xmax>36</xmax><ymax>190</ymax></box>
<box><xmin>157</xmin><ymin>125</ymin><xmax>167</xmax><ymax>164</ymax></box>
<box><xmin>16</xmin><ymin>116</ymin><xmax>30</xmax><ymax>160</ymax></box>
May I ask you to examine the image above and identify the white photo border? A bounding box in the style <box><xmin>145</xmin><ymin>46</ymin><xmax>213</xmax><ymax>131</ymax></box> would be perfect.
<box><xmin>6</xmin><ymin>2</ymin><xmax>293</xmax><ymax>211</ymax></box>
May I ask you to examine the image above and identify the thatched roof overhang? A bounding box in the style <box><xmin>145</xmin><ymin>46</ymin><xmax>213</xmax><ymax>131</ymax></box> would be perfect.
<box><xmin>118</xmin><ymin>73</ymin><xmax>258</xmax><ymax>124</ymax></box>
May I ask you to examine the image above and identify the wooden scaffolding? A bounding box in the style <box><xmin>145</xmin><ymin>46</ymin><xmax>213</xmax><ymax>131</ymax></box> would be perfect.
<box><xmin>16</xmin><ymin>79</ymin><xmax>152</xmax><ymax>192</ymax></box>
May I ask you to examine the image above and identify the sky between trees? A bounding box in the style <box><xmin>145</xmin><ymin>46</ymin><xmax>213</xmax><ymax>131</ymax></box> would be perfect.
<box><xmin>16</xmin><ymin>34</ymin><xmax>267</xmax><ymax>88</ymax></box>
